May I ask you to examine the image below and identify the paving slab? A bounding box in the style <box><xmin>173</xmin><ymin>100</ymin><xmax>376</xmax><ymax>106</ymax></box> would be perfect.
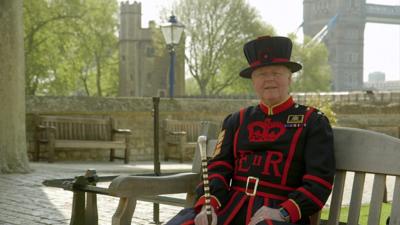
<box><xmin>0</xmin><ymin>162</ymin><xmax>190</xmax><ymax>225</ymax></box>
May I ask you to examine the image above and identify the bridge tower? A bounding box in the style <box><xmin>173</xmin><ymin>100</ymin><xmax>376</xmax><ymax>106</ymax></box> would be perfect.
<box><xmin>303</xmin><ymin>0</ymin><xmax>400</xmax><ymax>91</ymax></box>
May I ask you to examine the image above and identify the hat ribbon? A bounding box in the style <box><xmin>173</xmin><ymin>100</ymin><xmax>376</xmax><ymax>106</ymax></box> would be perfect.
<box><xmin>250</xmin><ymin>58</ymin><xmax>289</xmax><ymax>68</ymax></box>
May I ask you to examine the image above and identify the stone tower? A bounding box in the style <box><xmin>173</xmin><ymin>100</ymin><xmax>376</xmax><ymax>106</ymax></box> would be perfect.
<box><xmin>303</xmin><ymin>0</ymin><xmax>366</xmax><ymax>91</ymax></box>
<box><xmin>119</xmin><ymin>1</ymin><xmax>185</xmax><ymax>97</ymax></box>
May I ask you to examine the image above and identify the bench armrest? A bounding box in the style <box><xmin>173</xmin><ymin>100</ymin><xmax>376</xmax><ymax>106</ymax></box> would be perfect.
<box><xmin>108</xmin><ymin>172</ymin><xmax>200</xmax><ymax>198</ymax></box>
<box><xmin>112</xmin><ymin>128</ymin><xmax>132</xmax><ymax>134</ymax></box>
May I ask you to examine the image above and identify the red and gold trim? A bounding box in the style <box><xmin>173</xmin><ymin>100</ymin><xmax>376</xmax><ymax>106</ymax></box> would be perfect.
<box><xmin>194</xmin><ymin>195</ymin><xmax>221</xmax><ymax>212</ymax></box>
<box><xmin>259</xmin><ymin>96</ymin><xmax>294</xmax><ymax>115</ymax></box>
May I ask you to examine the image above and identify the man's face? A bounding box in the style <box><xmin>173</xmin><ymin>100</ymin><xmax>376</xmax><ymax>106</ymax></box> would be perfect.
<box><xmin>251</xmin><ymin>65</ymin><xmax>292</xmax><ymax>106</ymax></box>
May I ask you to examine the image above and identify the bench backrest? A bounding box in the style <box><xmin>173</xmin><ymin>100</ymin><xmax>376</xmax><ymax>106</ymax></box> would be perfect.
<box><xmin>321</xmin><ymin>127</ymin><xmax>400</xmax><ymax>225</ymax></box>
<box><xmin>36</xmin><ymin>115</ymin><xmax>114</xmax><ymax>141</ymax></box>
<box><xmin>163</xmin><ymin>119</ymin><xmax>211</xmax><ymax>142</ymax></box>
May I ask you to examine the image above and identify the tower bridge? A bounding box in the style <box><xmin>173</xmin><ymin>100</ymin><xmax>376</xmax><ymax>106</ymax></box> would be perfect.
<box><xmin>303</xmin><ymin>0</ymin><xmax>400</xmax><ymax>91</ymax></box>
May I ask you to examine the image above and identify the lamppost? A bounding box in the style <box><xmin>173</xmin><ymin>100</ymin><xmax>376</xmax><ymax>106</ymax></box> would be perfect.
<box><xmin>161</xmin><ymin>15</ymin><xmax>184</xmax><ymax>98</ymax></box>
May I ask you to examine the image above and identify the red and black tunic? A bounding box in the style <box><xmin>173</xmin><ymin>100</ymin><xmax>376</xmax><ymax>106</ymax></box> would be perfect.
<box><xmin>167</xmin><ymin>97</ymin><xmax>335</xmax><ymax>225</ymax></box>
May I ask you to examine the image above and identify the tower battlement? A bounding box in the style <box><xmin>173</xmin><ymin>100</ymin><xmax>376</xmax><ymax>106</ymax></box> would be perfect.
<box><xmin>120</xmin><ymin>1</ymin><xmax>141</xmax><ymax>14</ymax></box>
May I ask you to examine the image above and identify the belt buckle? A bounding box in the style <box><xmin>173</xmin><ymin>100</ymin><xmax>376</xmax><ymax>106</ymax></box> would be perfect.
<box><xmin>245</xmin><ymin>176</ymin><xmax>259</xmax><ymax>196</ymax></box>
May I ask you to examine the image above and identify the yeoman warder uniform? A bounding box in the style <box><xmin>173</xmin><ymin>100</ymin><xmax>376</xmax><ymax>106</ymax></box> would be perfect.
<box><xmin>166</xmin><ymin>36</ymin><xmax>335</xmax><ymax>225</ymax></box>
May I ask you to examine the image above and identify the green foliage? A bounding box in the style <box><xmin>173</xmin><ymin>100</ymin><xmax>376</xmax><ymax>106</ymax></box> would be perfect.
<box><xmin>303</xmin><ymin>96</ymin><xmax>337</xmax><ymax>125</ymax></box>
<box><xmin>170</xmin><ymin>0</ymin><xmax>331</xmax><ymax>96</ymax></box>
<box><xmin>185</xmin><ymin>77</ymin><xmax>200</xmax><ymax>95</ymax></box>
<box><xmin>171</xmin><ymin>0</ymin><xmax>274</xmax><ymax>96</ymax></box>
<box><xmin>290</xmin><ymin>34</ymin><xmax>332</xmax><ymax>92</ymax></box>
<box><xmin>24</xmin><ymin>0</ymin><xmax>119</xmax><ymax>96</ymax></box>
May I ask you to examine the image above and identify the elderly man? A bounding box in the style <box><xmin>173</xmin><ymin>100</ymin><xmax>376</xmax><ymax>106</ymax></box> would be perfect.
<box><xmin>167</xmin><ymin>36</ymin><xmax>335</xmax><ymax>225</ymax></box>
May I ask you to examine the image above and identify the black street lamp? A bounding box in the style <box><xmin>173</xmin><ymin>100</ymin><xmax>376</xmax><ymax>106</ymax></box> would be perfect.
<box><xmin>161</xmin><ymin>15</ymin><xmax>184</xmax><ymax>98</ymax></box>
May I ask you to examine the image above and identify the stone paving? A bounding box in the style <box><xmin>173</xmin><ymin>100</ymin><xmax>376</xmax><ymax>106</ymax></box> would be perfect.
<box><xmin>0</xmin><ymin>162</ymin><xmax>191</xmax><ymax>225</ymax></box>
<box><xmin>0</xmin><ymin>162</ymin><xmax>395</xmax><ymax>225</ymax></box>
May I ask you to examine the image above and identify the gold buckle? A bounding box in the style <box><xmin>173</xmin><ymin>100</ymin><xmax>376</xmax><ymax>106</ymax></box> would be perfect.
<box><xmin>245</xmin><ymin>176</ymin><xmax>259</xmax><ymax>196</ymax></box>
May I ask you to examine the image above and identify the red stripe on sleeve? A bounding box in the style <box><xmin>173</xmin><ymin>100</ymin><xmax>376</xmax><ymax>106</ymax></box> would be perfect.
<box><xmin>303</xmin><ymin>174</ymin><xmax>333</xmax><ymax>190</ymax></box>
<box><xmin>209</xmin><ymin>173</ymin><xmax>229</xmax><ymax>189</ymax></box>
<box><xmin>208</xmin><ymin>161</ymin><xmax>233</xmax><ymax>171</ymax></box>
<box><xmin>298</xmin><ymin>187</ymin><xmax>324</xmax><ymax>208</ymax></box>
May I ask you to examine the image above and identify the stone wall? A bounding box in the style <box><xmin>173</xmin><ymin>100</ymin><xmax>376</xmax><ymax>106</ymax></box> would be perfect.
<box><xmin>26</xmin><ymin>95</ymin><xmax>400</xmax><ymax>162</ymax></box>
<box><xmin>26</xmin><ymin>96</ymin><xmax>256</xmax><ymax>162</ymax></box>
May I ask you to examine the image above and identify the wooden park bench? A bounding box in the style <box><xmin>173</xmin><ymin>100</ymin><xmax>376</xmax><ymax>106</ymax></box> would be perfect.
<box><xmin>34</xmin><ymin>115</ymin><xmax>131</xmax><ymax>163</ymax></box>
<box><xmin>163</xmin><ymin>119</ymin><xmax>214</xmax><ymax>162</ymax></box>
<box><xmin>42</xmin><ymin>127</ymin><xmax>400</xmax><ymax>225</ymax></box>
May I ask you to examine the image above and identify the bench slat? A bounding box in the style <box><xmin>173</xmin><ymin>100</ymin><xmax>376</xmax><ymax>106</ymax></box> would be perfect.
<box><xmin>389</xmin><ymin>176</ymin><xmax>400</xmax><ymax>225</ymax></box>
<box><xmin>327</xmin><ymin>170</ymin><xmax>346</xmax><ymax>225</ymax></box>
<box><xmin>367</xmin><ymin>174</ymin><xmax>386</xmax><ymax>225</ymax></box>
<box><xmin>54</xmin><ymin>140</ymin><xmax>126</xmax><ymax>149</ymax></box>
<box><xmin>347</xmin><ymin>172</ymin><xmax>365</xmax><ymax>225</ymax></box>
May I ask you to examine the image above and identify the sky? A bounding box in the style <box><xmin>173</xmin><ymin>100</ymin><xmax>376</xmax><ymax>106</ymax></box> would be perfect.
<box><xmin>121</xmin><ymin>0</ymin><xmax>400</xmax><ymax>82</ymax></box>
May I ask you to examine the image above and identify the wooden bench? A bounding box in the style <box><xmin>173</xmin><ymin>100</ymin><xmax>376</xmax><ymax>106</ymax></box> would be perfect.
<box><xmin>42</xmin><ymin>123</ymin><xmax>218</xmax><ymax>225</ymax></box>
<box><xmin>163</xmin><ymin>119</ymin><xmax>216</xmax><ymax>162</ymax></box>
<box><xmin>310</xmin><ymin>127</ymin><xmax>400</xmax><ymax>225</ymax></box>
<box><xmin>34</xmin><ymin>115</ymin><xmax>131</xmax><ymax>163</ymax></box>
<box><xmin>42</xmin><ymin>127</ymin><xmax>400</xmax><ymax>225</ymax></box>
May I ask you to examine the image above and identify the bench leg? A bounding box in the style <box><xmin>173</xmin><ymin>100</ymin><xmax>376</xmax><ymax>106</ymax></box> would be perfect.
<box><xmin>124</xmin><ymin>140</ymin><xmax>130</xmax><ymax>164</ymax></box>
<box><xmin>112</xmin><ymin>197</ymin><xmax>137</xmax><ymax>225</ymax></box>
<box><xmin>124</xmin><ymin>149</ymin><xmax>129</xmax><ymax>164</ymax></box>
<box><xmin>47</xmin><ymin>132</ymin><xmax>56</xmax><ymax>163</ymax></box>
<box><xmin>85</xmin><ymin>192</ymin><xmax>98</xmax><ymax>225</ymax></box>
<box><xmin>178</xmin><ymin>144</ymin><xmax>184</xmax><ymax>163</ymax></box>
<box><xmin>110</xmin><ymin>148</ymin><xmax>115</xmax><ymax>162</ymax></box>
<box><xmin>34</xmin><ymin>141</ymin><xmax>40</xmax><ymax>161</ymax></box>
<box><xmin>70</xmin><ymin>191</ymin><xmax>86</xmax><ymax>225</ymax></box>
<box><xmin>185</xmin><ymin>191</ymin><xmax>197</xmax><ymax>208</ymax></box>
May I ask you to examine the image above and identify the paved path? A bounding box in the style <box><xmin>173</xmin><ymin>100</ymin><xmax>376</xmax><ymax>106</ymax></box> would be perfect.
<box><xmin>0</xmin><ymin>162</ymin><xmax>395</xmax><ymax>225</ymax></box>
<box><xmin>0</xmin><ymin>162</ymin><xmax>191</xmax><ymax>225</ymax></box>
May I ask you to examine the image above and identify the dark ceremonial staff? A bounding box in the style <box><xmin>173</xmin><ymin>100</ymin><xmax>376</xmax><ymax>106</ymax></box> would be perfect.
<box><xmin>198</xmin><ymin>135</ymin><xmax>212</xmax><ymax>224</ymax></box>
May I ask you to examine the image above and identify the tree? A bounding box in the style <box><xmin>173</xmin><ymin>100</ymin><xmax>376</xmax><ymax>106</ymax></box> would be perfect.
<box><xmin>0</xmin><ymin>0</ymin><xmax>30</xmax><ymax>173</ymax></box>
<box><xmin>172</xmin><ymin>0</ymin><xmax>274</xmax><ymax>96</ymax></box>
<box><xmin>24</xmin><ymin>0</ymin><xmax>119</xmax><ymax>96</ymax></box>
<box><xmin>290</xmin><ymin>34</ymin><xmax>332</xmax><ymax>92</ymax></box>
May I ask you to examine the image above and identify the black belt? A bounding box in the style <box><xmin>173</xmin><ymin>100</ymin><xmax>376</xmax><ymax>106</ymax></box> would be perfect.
<box><xmin>231</xmin><ymin>176</ymin><xmax>295</xmax><ymax>198</ymax></box>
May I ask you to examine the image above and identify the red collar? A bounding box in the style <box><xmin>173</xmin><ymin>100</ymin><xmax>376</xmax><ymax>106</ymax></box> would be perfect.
<box><xmin>259</xmin><ymin>97</ymin><xmax>294</xmax><ymax>115</ymax></box>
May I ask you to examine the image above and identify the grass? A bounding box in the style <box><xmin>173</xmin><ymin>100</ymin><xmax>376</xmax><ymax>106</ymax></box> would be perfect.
<box><xmin>320</xmin><ymin>203</ymin><xmax>392</xmax><ymax>225</ymax></box>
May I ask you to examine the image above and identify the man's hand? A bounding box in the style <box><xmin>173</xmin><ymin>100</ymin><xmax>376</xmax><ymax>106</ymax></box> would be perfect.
<box><xmin>194</xmin><ymin>206</ymin><xmax>217</xmax><ymax>225</ymax></box>
<box><xmin>248</xmin><ymin>206</ymin><xmax>284</xmax><ymax>225</ymax></box>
